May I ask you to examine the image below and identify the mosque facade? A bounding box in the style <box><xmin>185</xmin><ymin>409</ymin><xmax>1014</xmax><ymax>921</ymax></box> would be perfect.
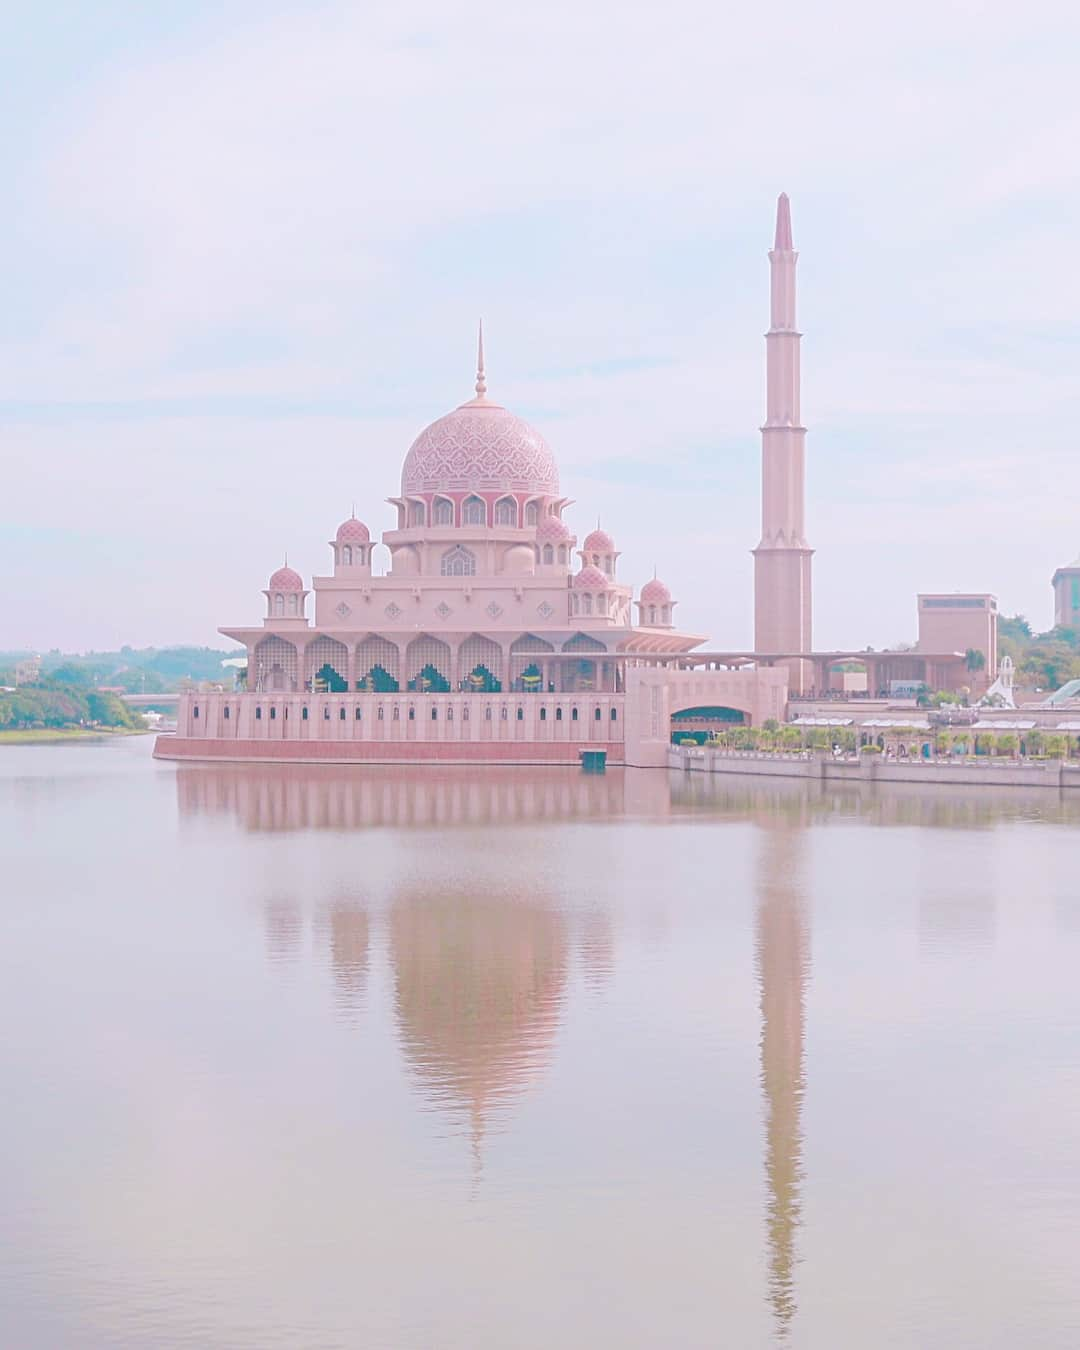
<box><xmin>156</xmin><ymin>209</ymin><xmax>795</xmax><ymax>768</ymax></box>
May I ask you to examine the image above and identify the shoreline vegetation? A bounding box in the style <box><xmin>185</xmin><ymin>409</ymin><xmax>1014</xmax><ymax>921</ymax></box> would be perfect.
<box><xmin>0</xmin><ymin>726</ymin><xmax>152</xmax><ymax>745</ymax></box>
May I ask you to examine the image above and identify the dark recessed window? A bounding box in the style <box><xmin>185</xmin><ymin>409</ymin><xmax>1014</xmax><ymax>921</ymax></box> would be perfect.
<box><xmin>255</xmin><ymin>707</ymin><xmax>262</xmax><ymax>720</ymax></box>
<box><xmin>302</xmin><ymin>707</ymin><xmax>309</xmax><ymax>720</ymax></box>
<box><xmin>193</xmin><ymin>706</ymin><xmax>199</xmax><ymax>718</ymax></box>
<box><xmin>270</xmin><ymin>707</ymin><xmax>277</xmax><ymax>720</ymax></box>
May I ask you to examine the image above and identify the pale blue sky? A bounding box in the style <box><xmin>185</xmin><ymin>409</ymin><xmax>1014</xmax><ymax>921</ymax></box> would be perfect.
<box><xmin>3</xmin><ymin>0</ymin><xmax>1079</xmax><ymax>650</ymax></box>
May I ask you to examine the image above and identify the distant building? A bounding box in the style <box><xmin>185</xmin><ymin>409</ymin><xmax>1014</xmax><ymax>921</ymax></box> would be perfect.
<box><xmin>14</xmin><ymin>656</ymin><xmax>41</xmax><ymax>686</ymax></box>
<box><xmin>916</xmin><ymin>594</ymin><xmax>997</xmax><ymax>687</ymax></box>
<box><xmin>1051</xmin><ymin>560</ymin><xmax>1080</xmax><ymax>629</ymax></box>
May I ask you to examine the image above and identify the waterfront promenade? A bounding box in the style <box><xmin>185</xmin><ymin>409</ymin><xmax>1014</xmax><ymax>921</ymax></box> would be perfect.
<box><xmin>671</xmin><ymin>744</ymin><xmax>1080</xmax><ymax>790</ymax></box>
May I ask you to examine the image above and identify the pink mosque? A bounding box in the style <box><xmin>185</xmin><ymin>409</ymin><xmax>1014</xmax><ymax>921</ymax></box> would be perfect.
<box><xmin>157</xmin><ymin>198</ymin><xmax>808</xmax><ymax>768</ymax></box>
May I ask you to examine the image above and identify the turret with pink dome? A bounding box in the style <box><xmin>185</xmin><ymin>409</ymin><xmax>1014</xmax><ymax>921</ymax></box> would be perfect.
<box><xmin>637</xmin><ymin>575</ymin><xmax>676</xmax><ymax>629</ymax></box>
<box><xmin>580</xmin><ymin>526</ymin><xmax>620</xmax><ymax>581</ymax></box>
<box><xmin>331</xmin><ymin>513</ymin><xmax>372</xmax><ymax>574</ymax></box>
<box><xmin>263</xmin><ymin>562</ymin><xmax>308</xmax><ymax>625</ymax></box>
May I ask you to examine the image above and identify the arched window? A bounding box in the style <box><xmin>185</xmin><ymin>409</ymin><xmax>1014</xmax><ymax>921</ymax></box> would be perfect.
<box><xmin>409</xmin><ymin>501</ymin><xmax>426</xmax><ymax>526</ymax></box>
<box><xmin>571</xmin><ymin>594</ymin><xmax>579</xmax><ymax>615</ymax></box>
<box><xmin>433</xmin><ymin>498</ymin><xmax>454</xmax><ymax>526</ymax></box>
<box><xmin>355</xmin><ymin>706</ymin><xmax>362</xmax><ymax>719</ymax></box>
<box><xmin>269</xmin><ymin>707</ymin><xmax>276</xmax><ymax>720</ymax></box>
<box><xmin>485</xmin><ymin>706</ymin><xmax>492</xmax><ymax>721</ymax></box>
<box><xmin>339</xmin><ymin>707</ymin><xmax>346</xmax><ymax>720</ymax></box>
<box><xmin>524</xmin><ymin>501</ymin><xmax>540</xmax><ymax>526</ymax></box>
<box><xmin>594</xmin><ymin>706</ymin><xmax>602</xmax><ymax>721</ymax></box>
<box><xmin>342</xmin><ymin>545</ymin><xmax>352</xmax><ymax>565</ymax></box>
<box><xmin>255</xmin><ymin>706</ymin><xmax>262</xmax><ymax>720</ymax></box>
<box><xmin>557</xmin><ymin>545</ymin><xmax>568</xmax><ymax>564</ymax></box>
<box><xmin>431</xmin><ymin>706</ymin><xmax>437</xmax><ymax>720</ymax></box>
<box><xmin>440</xmin><ymin>545</ymin><xmax>476</xmax><ymax>577</ymax></box>
<box><xmin>408</xmin><ymin>706</ymin><xmax>415</xmax><ymax>720</ymax></box>
<box><xmin>274</xmin><ymin>593</ymin><xmax>284</xmax><ymax>616</ymax></box>
<box><xmin>583</xmin><ymin>594</ymin><xmax>593</xmax><ymax>616</ymax></box>
<box><xmin>571</xmin><ymin>707</ymin><xmax>579</xmax><ymax>721</ymax></box>
<box><xmin>224</xmin><ymin>706</ymin><xmax>230</xmax><ymax>720</ymax></box>
<box><xmin>604</xmin><ymin>554</ymin><xmax>613</xmax><ymax>573</ymax></box>
<box><xmin>494</xmin><ymin>497</ymin><xmax>517</xmax><ymax>527</ymax></box>
<box><xmin>648</xmin><ymin>605</ymin><xmax>657</xmax><ymax>624</ymax></box>
<box><xmin>542</xmin><ymin>544</ymin><xmax>554</xmax><ymax>564</ymax></box>
<box><xmin>516</xmin><ymin>707</ymin><xmax>524</xmax><ymax>721</ymax></box>
<box><xmin>662</xmin><ymin>605</ymin><xmax>671</xmax><ymax>625</ymax></box>
<box><xmin>540</xmin><ymin>707</ymin><xmax>547</xmax><ymax>721</ymax></box>
<box><xmin>287</xmin><ymin>593</ymin><xmax>298</xmax><ymax>616</ymax></box>
<box><xmin>301</xmin><ymin>706</ymin><xmax>309</xmax><ymax>720</ymax></box>
<box><xmin>378</xmin><ymin>706</ymin><xmax>384</xmax><ymax>720</ymax></box>
<box><xmin>610</xmin><ymin>707</ymin><xmax>618</xmax><ymax>721</ymax></box>
<box><xmin>598</xmin><ymin>594</ymin><xmax>607</xmax><ymax>615</ymax></box>
<box><xmin>556</xmin><ymin>707</ymin><xmax>563</xmax><ymax>721</ymax></box>
<box><xmin>462</xmin><ymin>496</ymin><xmax>486</xmax><ymax>526</ymax></box>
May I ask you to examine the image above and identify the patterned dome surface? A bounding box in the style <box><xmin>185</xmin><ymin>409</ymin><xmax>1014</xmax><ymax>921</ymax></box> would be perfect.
<box><xmin>268</xmin><ymin>566</ymin><xmax>304</xmax><ymax>591</ymax></box>
<box><xmin>401</xmin><ymin>400</ymin><xmax>559</xmax><ymax>497</ymax></box>
<box><xmin>336</xmin><ymin>517</ymin><xmax>370</xmax><ymax>544</ymax></box>
<box><xmin>641</xmin><ymin>577</ymin><xmax>671</xmax><ymax>603</ymax></box>
<box><xmin>536</xmin><ymin>515</ymin><xmax>572</xmax><ymax>542</ymax></box>
<box><xmin>583</xmin><ymin>528</ymin><xmax>615</xmax><ymax>552</ymax></box>
<box><xmin>574</xmin><ymin>564</ymin><xmax>610</xmax><ymax>589</ymax></box>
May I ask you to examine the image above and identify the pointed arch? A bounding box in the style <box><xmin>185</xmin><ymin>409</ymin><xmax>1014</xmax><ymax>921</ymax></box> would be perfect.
<box><xmin>306</xmin><ymin>635</ymin><xmax>349</xmax><ymax>691</ymax></box>
<box><xmin>460</xmin><ymin>633</ymin><xmax>503</xmax><ymax>691</ymax></box>
<box><xmin>253</xmin><ymin>635</ymin><xmax>299</xmax><ymax>692</ymax></box>
<box><xmin>462</xmin><ymin>495</ymin><xmax>486</xmax><ymax>526</ymax></box>
<box><xmin>433</xmin><ymin>496</ymin><xmax>454</xmax><ymax>526</ymax></box>
<box><xmin>356</xmin><ymin>635</ymin><xmax>400</xmax><ymax>691</ymax></box>
<box><xmin>405</xmin><ymin>634</ymin><xmax>451</xmax><ymax>692</ymax></box>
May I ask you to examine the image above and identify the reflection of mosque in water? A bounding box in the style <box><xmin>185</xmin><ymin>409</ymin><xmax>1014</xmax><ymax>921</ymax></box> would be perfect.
<box><xmin>755</xmin><ymin>810</ymin><xmax>810</xmax><ymax>1342</ymax></box>
<box><xmin>175</xmin><ymin>763</ymin><xmax>670</xmax><ymax>832</ymax></box>
<box><xmin>390</xmin><ymin>886</ymin><xmax>568</xmax><ymax>1142</ymax></box>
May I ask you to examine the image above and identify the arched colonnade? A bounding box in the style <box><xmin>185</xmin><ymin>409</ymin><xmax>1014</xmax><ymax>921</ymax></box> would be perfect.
<box><xmin>249</xmin><ymin>632</ymin><xmax>621</xmax><ymax>695</ymax></box>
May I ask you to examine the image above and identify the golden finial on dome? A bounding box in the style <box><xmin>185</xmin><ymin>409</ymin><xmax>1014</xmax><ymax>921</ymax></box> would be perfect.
<box><xmin>475</xmin><ymin>319</ymin><xmax>486</xmax><ymax>398</ymax></box>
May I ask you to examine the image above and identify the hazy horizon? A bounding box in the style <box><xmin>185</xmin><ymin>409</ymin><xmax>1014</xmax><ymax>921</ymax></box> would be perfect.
<box><xmin>4</xmin><ymin>1</ymin><xmax>1079</xmax><ymax>651</ymax></box>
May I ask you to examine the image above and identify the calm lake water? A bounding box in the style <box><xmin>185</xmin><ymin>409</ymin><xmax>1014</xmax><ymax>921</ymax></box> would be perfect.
<box><xmin>2</xmin><ymin>735</ymin><xmax>1079</xmax><ymax>1349</ymax></box>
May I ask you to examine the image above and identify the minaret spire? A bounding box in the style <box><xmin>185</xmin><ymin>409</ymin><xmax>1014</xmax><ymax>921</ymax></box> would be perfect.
<box><xmin>475</xmin><ymin>320</ymin><xmax>486</xmax><ymax>398</ymax></box>
<box><xmin>753</xmin><ymin>193</ymin><xmax>813</xmax><ymax>692</ymax></box>
<box><xmin>774</xmin><ymin>192</ymin><xmax>793</xmax><ymax>251</ymax></box>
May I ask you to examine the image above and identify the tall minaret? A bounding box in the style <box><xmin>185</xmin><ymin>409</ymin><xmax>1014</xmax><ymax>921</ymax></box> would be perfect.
<box><xmin>753</xmin><ymin>193</ymin><xmax>813</xmax><ymax>693</ymax></box>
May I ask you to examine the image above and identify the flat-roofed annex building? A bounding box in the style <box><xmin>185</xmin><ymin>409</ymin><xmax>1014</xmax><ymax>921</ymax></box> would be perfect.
<box><xmin>916</xmin><ymin>593</ymin><xmax>997</xmax><ymax>690</ymax></box>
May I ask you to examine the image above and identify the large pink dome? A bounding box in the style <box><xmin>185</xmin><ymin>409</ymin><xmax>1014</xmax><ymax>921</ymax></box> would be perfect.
<box><xmin>401</xmin><ymin>399</ymin><xmax>559</xmax><ymax>497</ymax></box>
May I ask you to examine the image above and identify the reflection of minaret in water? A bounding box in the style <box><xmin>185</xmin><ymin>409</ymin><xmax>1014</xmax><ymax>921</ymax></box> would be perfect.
<box><xmin>755</xmin><ymin>821</ymin><xmax>809</xmax><ymax>1339</ymax></box>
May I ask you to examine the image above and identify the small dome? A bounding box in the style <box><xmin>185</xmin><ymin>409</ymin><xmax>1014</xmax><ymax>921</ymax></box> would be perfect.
<box><xmin>641</xmin><ymin>577</ymin><xmax>671</xmax><ymax>604</ymax></box>
<box><xmin>269</xmin><ymin>566</ymin><xmax>304</xmax><ymax>591</ymax></box>
<box><xmin>536</xmin><ymin>515</ymin><xmax>571</xmax><ymax>543</ymax></box>
<box><xmin>583</xmin><ymin>528</ymin><xmax>615</xmax><ymax>552</ymax></box>
<box><xmin>574</xmin><ymin>565</ymin><xmax>609</xmax><ymax>589</ymax></box>
<box><xmin>336</xmin><ymin>517</ymin><xmax>370</xmax><ymax>544</ymax></box>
